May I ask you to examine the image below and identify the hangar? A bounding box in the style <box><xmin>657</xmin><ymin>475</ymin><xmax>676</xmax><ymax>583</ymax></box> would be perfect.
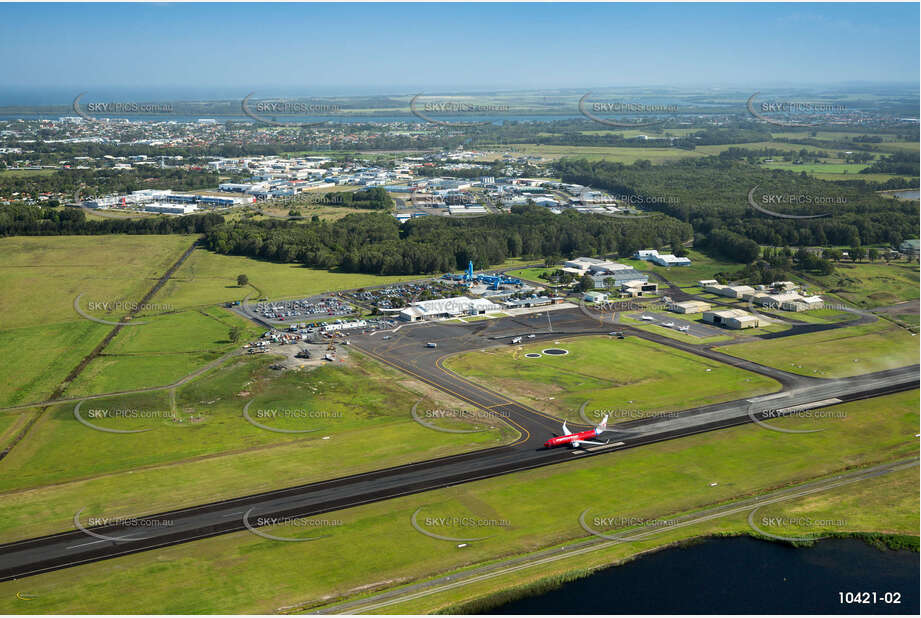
<box><xmin>702</xmin><ymin>309</ymin><xmax>763</xmax><ymax>329</ymax></box>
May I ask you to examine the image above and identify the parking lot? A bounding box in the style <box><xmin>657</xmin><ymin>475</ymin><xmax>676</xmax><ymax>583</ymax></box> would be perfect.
<box><xmin>250</xmin><ymin>296</ymin><xmax>355</xmax><ymax>321</ymax></box>
<box><xmin>345</xmin><ymin>281</ymin><xmax>460</xmax><ymax>311</ymax></box>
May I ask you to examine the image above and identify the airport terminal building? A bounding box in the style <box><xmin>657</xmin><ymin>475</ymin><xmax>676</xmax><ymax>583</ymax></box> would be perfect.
<box><xmin>399</xmin><ymin>296</ymin><xmax>502</xmax><ymax>321</ymax></box>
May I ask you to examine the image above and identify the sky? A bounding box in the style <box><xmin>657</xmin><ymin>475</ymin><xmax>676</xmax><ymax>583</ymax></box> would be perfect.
<box><xmin>0</xmin><ymin>2</ymin><xmax>918</xmax><ymax>101</ymax></box>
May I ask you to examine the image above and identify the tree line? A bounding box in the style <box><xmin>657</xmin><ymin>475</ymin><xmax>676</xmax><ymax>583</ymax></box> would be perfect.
<box><xmin>555</xmin><ymin>157</ymin><xmax>918</xmax><ymax>253</ymax></box>
<box><xmin>202</xmin><ymin>205</ymin><xmax>693</xmax><ymax>275</ymax></box>
<box><xmin>0</xmin><ymin>203</ymin><xmax>224</xmax><ymax>236</ymax></box>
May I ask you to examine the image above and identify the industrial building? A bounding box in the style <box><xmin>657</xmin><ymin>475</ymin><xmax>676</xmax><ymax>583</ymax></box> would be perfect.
<box><xmin>634</xmin><ymin>249</ymin><xmax>691</xmax><ymax>267</ymax></box>
<box><xmin>669</xmin><ymin>300</ymin><xmax>712</xmax><ymax>314</ymax></box>
<box><xmin>398</xmin><ymin>296</ymin><xmax>502</xmax><ymax>321</ymax></box>
<box><xmin>503</xmin><ymin>296</ymin><xmax>560</xmax><ymax>309</ymax></box>
<box><xmin>620</xmin><ymin>280</ymin><xmax>658</xmax><ymax>297</ymax></box>
<box><xmin>703</xmin><ymin>309</ymin><xmax>763</xmax><ymax>329</ymax></box>
<box><xmin>750</xmin><ymin>292</ymin><xmax>824</xmax><ymax>312</ymax></box>
<box><xmin>583</xmin><ymin>291</ymin><xmax>607</xmax><ymax>303</ymax></box>
<box><xmin>142</xmin><ymin>203</ymin><xmax>199</xmax><ymax>215</ymax></box>
<box><xmin>703</xmin><ymin>283</ymin><xmax>755</xmax><ymax>299</ymax></box>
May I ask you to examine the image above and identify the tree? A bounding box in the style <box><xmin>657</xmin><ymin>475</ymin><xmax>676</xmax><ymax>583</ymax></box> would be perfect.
<box><xmin>849</xmin><ymin>246</ymin><xmax>866</xmax><ymax>263</ymax></box>
<box><xmin>578</xmin><ymin>274</ymin><xmax>594</xmax><ymax>293</ymax></box>
<box><xmin>228</xmin><ymin>326</ymin><xmax>243</xmax><ymax>344</ymax></box>
<box><xmin>237</xmin><ymin>274</ymin><xmax>249</xmax><ymax>287</ymax></box>
<box><xmin>867</xmin><ymin>248</ymin><xmax>879</xmax><ymax>262</ymax></box>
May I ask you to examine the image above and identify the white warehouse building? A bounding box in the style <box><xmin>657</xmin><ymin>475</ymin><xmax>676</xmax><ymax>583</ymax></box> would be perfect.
<box><xmin>399</xmin><ymin>297</ymin><xmax>502</xmax><ymax>322</ymax></box>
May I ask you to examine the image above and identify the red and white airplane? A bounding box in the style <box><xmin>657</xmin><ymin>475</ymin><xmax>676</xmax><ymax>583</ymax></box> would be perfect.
<box><xmin>543</xmin><ymin>415</ymin><xmax>609</xmax><ymax>449</ymax></box>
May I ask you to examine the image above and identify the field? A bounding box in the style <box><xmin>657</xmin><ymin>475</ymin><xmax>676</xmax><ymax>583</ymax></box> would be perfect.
<box><xmin>804</xmin><ymin>261</ymin><xmax>920</xmax><ymax>308</ymax></box>
<box><xmin>490</xmin><ymin>144</ymin><xmax>707</xmax><ymax>164</ymax></box>
<box><xmin>761</xmin><ymin>162</ymin><xmax>869</xmax><ymax>175</ymax></box>
<box><xmin>0</xmin><ymin>349</ymin><xmax>515</xmax><ymax>542</ymax></box>
<box><xmin>505</xmin><ymin>266</ymin><xmax>556</xmax><ymax>282</ymax></box>
<box><xmin>1</xmin><ymin>391</ymin><xmax>915</xmax><ymax>614</ymax></box>
<box><xmin>717</xmin><ymin>321</ymin><xmax>918</xmax><ymax>378</ymax></box>
<box><xmin>623</xmin><ymin>249</ymin><xmax>741</xmax><ymax>288</ymax></box>
<box><xmin>444</xmin><ymin>335</ymin><xmax>780</xmax><ymax>422</ymax></box>
<box><xmin>0</xmin><ymin>235</ymin><xmax>197</xmax><ymax>407</ymax></box>
<box><xmin>0</xmin><ymin>168</ymin><xmax>56</xmax><ymax>177</ymax></box>
<box><xmin>152</xmin><ymin>247</ymin><xmax>424</xmax><ymax>309</ymax></box>
<box><xmin>61</xmin><ymin>307</ymin><xmax>261</xmax><ymax>396</ymax></box>
<box><xmin>0</xmin><ymin>235</ymin><xmax>196</xmax><ymax>328</ymax></box>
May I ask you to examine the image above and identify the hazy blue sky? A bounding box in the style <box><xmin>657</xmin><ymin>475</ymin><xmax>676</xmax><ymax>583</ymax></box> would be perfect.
<box><xmin>1</xmin><ymin>2</ymin><xmax>917</xmax><ymax>98</ymax></box>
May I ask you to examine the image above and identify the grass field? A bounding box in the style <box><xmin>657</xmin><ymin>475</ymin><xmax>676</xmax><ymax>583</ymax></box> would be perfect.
<box><xmin>0</xmin><ymin>235</ymin><xmax>196</xmax><ymax>328</ymax></box>
<box><xmin>444</xmin><ymin>335</ymin><xmax>780</xmax><ymax>422</ymax></box>
<box><xmin>152</xmin><ymin>247</ymin><xmax>424</xmax><ymax>309</ymax></box>
<box><xmin>1</xmin><ymin>390</ymin><xmax>914</xmax><ymax>614</ymax></box>
<box><xmin>761</xmin><ymin>162</ymin><xmax>869</xmax><ymax>175</ymax></box>
<box><xmin>623</xmin><ymin>249</ymin><xmax>741</xmax><ymax>287</ymax></box>
<box><xmin>493</xmin><ymin>144</ymin><xmax>707</xmax><ymax>163</ymax></box>
<box><xmin>816</xmin><ymin>172</ymin><xmax>912</xmax><ymax>183</ymax></box>
<box><xmin>0</xmin><ymin>349</ymin><xmax>514</xmax><ymax>496</ymax></box>
<box><xmin>0</xmin><ymin>349</ymin><xmax>515</xmax><ymax>542</ymax></box>
<box><xmin>806</xmin><ymin>261</ymin><xmax>920</xmax><ymax>308</ymax></box>
<box><xmin>0</xmin><ymin>168</ymin><xmax>56</xmax><ymax>177</ymax></box>
<box><xmin>505</xmin><ymin>266</ymin><xmax>556</xmax><ymax>282</ymax></box>
<box><xmin>0</xmin><ymin>235</ymin><xmax>197</xmax><ymax>406</ymax></box>
<box><xmin>695</xmin><ymin>141</ymin><xmax>839</xmax><ymax>157</ymax></box>
<box><xmin>718</xmin><ymin>321</ymin><xmax>918</xmax><ymax>378</ymax></box>
<box><xmin>61</xmin><ymin>306</ymin><xmax>261</xmax><ymax>396</ymax></box>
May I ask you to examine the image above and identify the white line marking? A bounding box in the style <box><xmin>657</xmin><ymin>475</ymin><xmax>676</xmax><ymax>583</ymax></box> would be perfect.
<box><xmin>66</xmin><ymin>539</ymin><xmax>106</xmax><ymax>550</ymax></box>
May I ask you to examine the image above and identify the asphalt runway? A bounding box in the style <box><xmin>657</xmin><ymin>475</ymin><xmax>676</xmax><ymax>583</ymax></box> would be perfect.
<box><xmin>0</xmin><ymin>308</ymin><xmax>917</xmax><ymax>582</ymax></box>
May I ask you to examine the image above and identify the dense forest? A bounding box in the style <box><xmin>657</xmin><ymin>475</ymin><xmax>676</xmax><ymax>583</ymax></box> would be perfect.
<box><xmin>555</xmin><ymin>157</ymin><xmax>919</xmax><ymax>261</ymax></box>
<box><xmin>203</xmin><ymin>205</ymin><xmax>693</xmax><ymax>275</ymax></box>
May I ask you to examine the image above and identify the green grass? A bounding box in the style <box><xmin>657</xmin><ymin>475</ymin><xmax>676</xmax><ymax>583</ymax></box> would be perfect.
<box><xmin>0</xmin><ymin>320</ymin><xmax>109</xmax><ymax>407</ymax></box>
<box><xmin>61</xmin><ymin>307</ymin><xmax>261</xmax><ymax>397</ymax></box>
<box><xmin>761</xmin><ymin>161</ymin><xmax>869</xmax><ymax>175</ymax></box>
<box><xmin>718</xmin><ymin>321</ymin><xmax>918</xmax><ymax>378</ymax></box>
<box><xmin>0</xmin><ymin>390</ymin><xmax>914</xmax><ymax>614</ymax></box>
<box><xmin>808</xmin><ymin>261</ymin><xmax>920</xmax><ymax>308</ymax></box>
<box><xmin>816</xmin><ymin>172</ymin><xmax>910</xmax><ymax>183</ymax></box>
<box><xmin>505</xmin><ymin>266</ymin><xmax>556</xmax><ymax>282</ymax></box>
<box><xmin>444</xmin><ymin>335</ymin><xmax>780</xmax><ymax>422</ymax></box>
<box><xmin>623</xmin><ymin>249</ymin><xmax>741</xmax><ymax>288</ymax></box>
<box><xmin>0</xmin><ymin>349</ymin><xmax>514</xmax><ymax>496</ymax></box>
<box><xmin>494</xmin><ymin>144</ymin><xmax>707</xmax><ymax>164</ymax></box>
<box><xmin>394</xmin><ymin>464</ymin><xmax>919</xmax><ymax>615</ymax></box>
<box><xmin>0</xmin><ymin>235</ymin><xmax>195</xmax><ymax>328</ymax></box>
<box><xmin>152</xmin><ymin>247</ymin><xmax>425</xmax><ymax>309</ymax></box>
<box><xmin>0</xmin><ymin>235</ymin><xmax>198</xmax><ymax>405</ymax></box>
<box><xmin>0</xmin><ymin>168</ymin><xmax>56</xmax><ymax>177</ymax></box>
<box><xmin>0</xmin><ymin>350</ymin><xmax>516</xmax><ymax>542</ymax></box>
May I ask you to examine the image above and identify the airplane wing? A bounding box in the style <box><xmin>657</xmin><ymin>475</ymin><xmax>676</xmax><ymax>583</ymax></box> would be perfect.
<box><xmin>575</xmin><ymin>440</ymin><xmax>608</xmax><ymax>447</ymax></box>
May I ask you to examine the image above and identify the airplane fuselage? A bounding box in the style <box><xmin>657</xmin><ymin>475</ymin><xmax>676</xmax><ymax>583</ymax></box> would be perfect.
<box><xmin>543</xmin><ymin>428</ymin><xmax>600</xmax><ymax>449</ymax></box>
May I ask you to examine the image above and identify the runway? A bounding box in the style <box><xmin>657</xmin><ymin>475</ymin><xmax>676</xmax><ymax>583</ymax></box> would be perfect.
<box><xmin>0</xmin><ymin>308</ymin><xmax>917</xmax><ymax>582</ymax></box>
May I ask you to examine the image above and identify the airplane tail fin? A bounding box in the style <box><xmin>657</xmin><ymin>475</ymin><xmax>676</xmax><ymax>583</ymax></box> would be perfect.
<box><xmin>596</xmin><ymin>414</ymin><xmax>608</xmax><ymax>434</ymax></box>
<box><xmin>562</xmin><ymin>421</ymin><xmax>569</xmax><ymax>436</ymax></box>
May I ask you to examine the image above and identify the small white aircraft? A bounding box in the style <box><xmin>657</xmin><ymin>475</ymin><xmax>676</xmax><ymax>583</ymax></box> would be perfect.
<box><xmin>640</xmin><ymin>315</ymin><xmax>655</xmax><ymax>321</ymax></box>
<box><xmin>677</xmin><ymin>325</ymin><xmax>690</xmax><ymax>333</ymax></box>
<box><xmin>663</xmin><ymin>321</ymin><xmax>675</xmax><ymax>328</ymax></box>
